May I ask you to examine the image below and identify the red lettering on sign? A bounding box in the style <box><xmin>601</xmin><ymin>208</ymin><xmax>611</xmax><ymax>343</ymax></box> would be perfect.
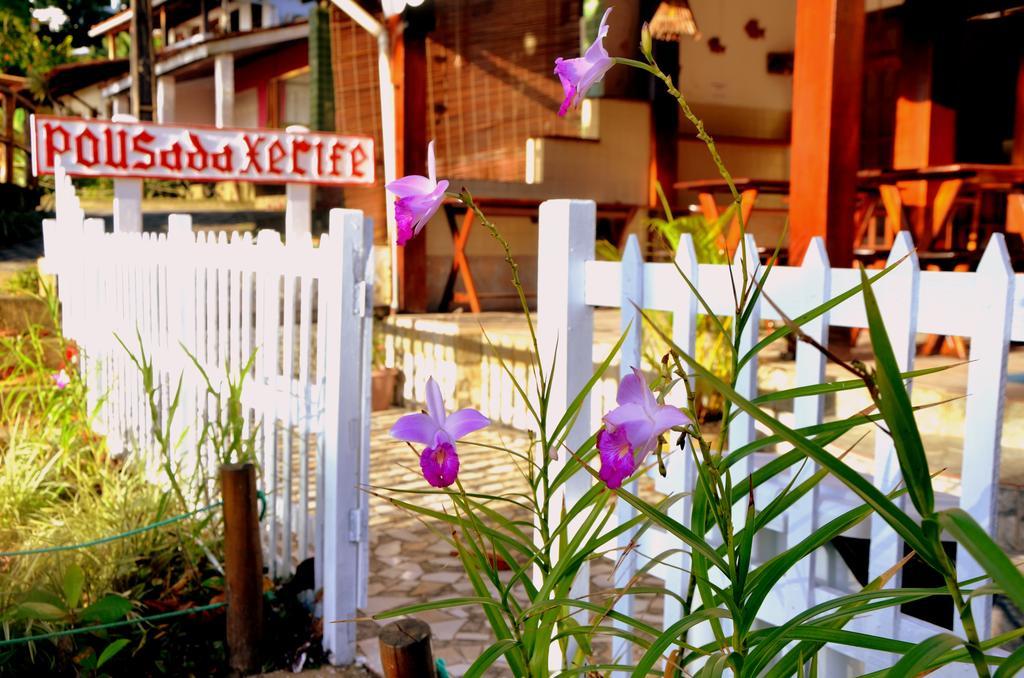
<box><xmin>43</xmin><ymin>122</ymin><xmax>70</xmax><ymax>168</ymax></box>
<box><xmin>186</xmin><ymin>133</ymin><xmax>209</xmax><ymax>172</ymax></box>
<box><xmin>131</xmin><ymin>130</ymin><xmax>156</xmax><ymax>169</ymax></box>
<box><xmin>328</xmin><ymin>140</ymin><xmax>348</xmax><ymax>177</ymax></box>
<box><xmin>350</xmin><ymin>143</ymin><xmax>368</xmax><ymax>179</ymax></box>
<box><xmin>313</xmin><ymin>140</ymin><xmax>324</xmax><ymax>177</ymax></box>
<box><xmin>211</xmin><ymin>145</ymin><xmax>233</xmax><ymax>172</ymax></box>
<box><xmin>159</xmin><ymin>141</ymin><xmax>183</xmax><ymax>172</ymax></box>
<box><xmin>103</xmin><ymin>128</ymin><xmax>129</xmax><ymax>169</ymax></box>
<box><xmin>290</xmin><ymin>136</ymin><xmax>311</xmax><ymax>176</ymax></box>
<box><xmin>74</xmin><ymin>128</ymin><xmax>100</xmax><ymax>168</ymax></box>
<box><xmin>266</xmin><ymin>139</ymin><xmax>286</xmax><ymax>175</ymax></box>
<box><xmin>241</xmin><ymin>134</ymin><xmax>264</xmax><ymax>173</ymax></box>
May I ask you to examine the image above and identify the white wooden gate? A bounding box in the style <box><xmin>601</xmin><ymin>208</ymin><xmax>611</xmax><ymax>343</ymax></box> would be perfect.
<box><xmin>537</xmin><ymin>199</ymin><xmax>1016</xmax><ymax>674</ymax></box>
<box><xmin>41</xmin><ymin>164</ymin><xmax>373</xmax><ymax>664</ymax></box>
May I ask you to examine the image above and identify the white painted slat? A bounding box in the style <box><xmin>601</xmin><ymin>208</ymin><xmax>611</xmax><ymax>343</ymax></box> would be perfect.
<box><xmin>780</xmin><ymin>237</ymin><xmax>830</xmax><ymax>616</ymax></box>
<box><xmin>659</xmin><ymin>234</ymin><xmax>699</xmax><ymax>631</ymax></box>
<box><xmin>320</xmin><ymin>209</ymin><xmax>367</xmax><ymax>663</ymax></box>
<box><xmin>960</xmin><ymin>234</ymin><xmax>1014</xmax><ymax>638</ymax></box>
<box><xmin>281</xmin><ymin>265</ymin><xmax>297</xmax><ymax>575</ymax></box>
<box><xmin>611</xmin><ymin>234</ymin><xmax>643</xmax><ymax>674</ymax></box>
<box><xmin>537</xmin><ymin>199</ymin><xmax>596</xmax><ymax>667</ymax></box>
<box><xmin>730</xmin><ymin>234</ymin><xmax>761</xmax><ymax>525</ymax></box>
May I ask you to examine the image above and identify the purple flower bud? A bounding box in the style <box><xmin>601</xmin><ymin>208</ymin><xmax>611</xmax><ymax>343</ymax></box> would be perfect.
<box><xmin>554</xmin><ymin>8</ymin><xmax>615</xmax><ymax>116</ymax></box>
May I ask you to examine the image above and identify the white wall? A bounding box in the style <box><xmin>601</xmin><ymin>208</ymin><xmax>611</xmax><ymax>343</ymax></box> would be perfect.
<box><xmin>173</xmin><ymin>76</ymin><xmax>216</xmax><ymax>126</ymax></box>
<box><xmin>678</xmin><ymin>0</ymin><xmax>796</xmax><ymax>139</ymax></box>
<box><xmin>235</xmin><ymin>87</ymin><xmax>259</xmax><ymax>128</ymax></box>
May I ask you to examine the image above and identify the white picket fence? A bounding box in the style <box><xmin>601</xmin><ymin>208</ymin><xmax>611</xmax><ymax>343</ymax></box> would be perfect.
<box><xmin>41</xmin><ymin>164</ymin><xmax>373</xmax><ymax>664</ymax></box>
<box><xmin>537</xmin><ymin>199</ymin><xmax>1015</xmax><ymax>674</ymax></box>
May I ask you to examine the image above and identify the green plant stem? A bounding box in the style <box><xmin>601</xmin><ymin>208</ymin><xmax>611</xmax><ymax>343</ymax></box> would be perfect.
<box><xmin>944</xmin><ymin>574</ymin><xmax>991</xmax><ymax>677</ymax></box>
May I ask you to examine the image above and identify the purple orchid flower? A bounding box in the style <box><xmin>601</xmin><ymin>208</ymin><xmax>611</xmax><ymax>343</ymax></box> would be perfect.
<box><xmin>597</xmin><ymin>368</ymin><xmax>689</xmax><ymax>489</ymax></box>
<box><xmin>52</xmin><ymin>369</ymin><xmax>70</xmax><ymax>390</ymax></box>
<box><xmin>554</xmin><ymin>7</ymin><xmax>615</xmax><ymax>117</ymax></box>
<box><xmin>385</xmin><ymin>140</ymin><xmax>449</xmax><ymax>246</ymax></box>
<box><xmin>390</xmin><ymin>377</ymin><xmax>490</xmax><ymax>488</ymax></box>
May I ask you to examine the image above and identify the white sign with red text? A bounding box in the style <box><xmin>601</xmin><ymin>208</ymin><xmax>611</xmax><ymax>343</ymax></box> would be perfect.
<box><xmin>31</xmin><ymin>115</ymin><xmax>375</xmax><ymax>186</ymax></box>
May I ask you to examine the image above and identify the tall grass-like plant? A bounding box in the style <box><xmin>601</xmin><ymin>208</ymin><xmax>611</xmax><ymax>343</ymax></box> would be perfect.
<box><xmin>370</xmin><ymin>16</ymin><xmax>1024</xmax><ymax>677</ymax></box>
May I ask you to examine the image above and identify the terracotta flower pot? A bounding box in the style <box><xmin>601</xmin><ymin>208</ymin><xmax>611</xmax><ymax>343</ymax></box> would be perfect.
<box><xmin>371</xmin><ymin>367</ymin><xmax>400</xmax><ymax>411</ymax></box>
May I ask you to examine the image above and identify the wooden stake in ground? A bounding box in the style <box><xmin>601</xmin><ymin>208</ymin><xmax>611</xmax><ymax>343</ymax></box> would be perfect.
<box><xmin>379</xmin><ymin>618</ymin><xmax>436</xmax><ymax>678</ymax></box>
<box><xmin>221</xmin><ymin>463</ymin><xmax>264</xmax><ymax>675</ymax></box>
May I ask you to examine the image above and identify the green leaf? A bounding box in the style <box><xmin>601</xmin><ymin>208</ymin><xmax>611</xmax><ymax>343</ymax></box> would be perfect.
<box><xmin>938</xmin><ymin>508</ymin><xmax>1024</xmax><ymax>612</ymax></box>
<box><xmin>80</xmin><ymin>594</ymin><xmax>132</xmax><ymax>623</ymax></box>
<box><xmin>882</xmin><ymin>633</ymin><xmax>964</xmax><ymax>677</ymax></box>
<box><xmin>463</xmin><ymin>639</ymin><xmax>518</xmax><ymax>678</ymax></box>
<box><xmin>371</xmin><ymin>596</ymin><xmax>503</xmax><ymax>620</ymax></box>
<box><xmin>859</xmin><ymin>266</ymin><xmax>934</xmax><ymax>518</ymax></box>
<box><xmin>995</xmin><ymin>643</ymin><xmax>1024</xmax><ymax>677</ymax></box>
<box><xmin>18</xmin><ymin>601</ymin><xmax>67</xmax><ymax>621</ymax></box>
<box><xmin>632</xmin><ymin>608</ymin><xmax>732</xmax><ymax>674</ymax></box>
<box><xmin>97</xmin><ymin>638</ymin><xmax>131</xmax><ymax>668</ymax></box>
<box><xmin>62</xmin><ymin>563</ymin><xmax>85</xmax><ymax>610</ymax></box>
<box><xmin>749</xmin><ymin>362</ymin><xmax>962</xmax><ymax>408</ymax></box>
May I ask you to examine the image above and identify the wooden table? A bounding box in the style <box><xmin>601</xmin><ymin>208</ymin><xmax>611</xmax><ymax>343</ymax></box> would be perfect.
<box><xmin>857</xmin><ymin>164</ymin><xmax>1024</xmax><ymax>252</ymax></box>
<box><xmin>439</xmin><ymin>197</ymin><xmax>639</xmax><ymax>313</ymax></box>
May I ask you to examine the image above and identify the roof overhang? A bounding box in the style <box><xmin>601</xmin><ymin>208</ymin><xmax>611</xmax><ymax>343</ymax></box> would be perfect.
<box><xmin>100</xmin><ymin>21</ymin><xmax>309</xmax><ymax>97</ymax></box>
<box><xmin>88</xmin><ymin>0</ymin><xmax>171</xmax><ymax>38</ymax></box>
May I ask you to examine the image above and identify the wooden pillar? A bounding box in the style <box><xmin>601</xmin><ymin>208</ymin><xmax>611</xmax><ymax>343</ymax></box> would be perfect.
<box><xmin>394</xmin><ymin>12</ymin><xmax>430</xmax><ymax>312</ymax></box>
<box><xmin>2</xmin><ymin>91</ymin><xmax>13</xmax><ymax>185</ymax></box>
<box><xmin>200</xmin><ymin>0</ymin><xmax>210</xmax><ymax>36</ymax></box>
<box><xmin>1013</xmin><ymin>53</ymin><xmax>1024</xmax><ymax>166</ymax></box>
<box><xmin>129</xmin><ymin>0</ymin><xmax>156</xmax><ymax>121</ymax></box>
<box><xmin>1009</xmin><ymin>54</ymin><xmax>1024</xmax><ymax>234</ymax></box>
<box><xmin>788</xmin><ymin>0</ymin><xmax>865</xmax><ymax>268</ymax></box>
<box><xmin>892</xmin><ymin>5</ymin><xmax>955</xmax><ymax>238</ymax></box>
<box><xmin>214</xmin><ymin>54</ymin><xmax>235</xmax><ymax>128</ymax></box>
<box><xmin>221</xmin><ymin>463</ymin><xmax>264</xmax><ymax>675</ymax></box>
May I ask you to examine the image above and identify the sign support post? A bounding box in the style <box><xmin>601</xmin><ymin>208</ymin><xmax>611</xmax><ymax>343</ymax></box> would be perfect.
<box><xmin>285</xmin><ymin>125</ymin><xmax>312</xmax><ymax>240</ymax></box>
<box><xmin>111</xmin><ymin>114</ymin><xmax>143</xmax><ymax>233</ymax></box>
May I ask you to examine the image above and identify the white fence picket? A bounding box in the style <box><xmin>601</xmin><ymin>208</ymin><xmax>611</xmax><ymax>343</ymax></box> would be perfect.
<box><xmin>45</xmin><ymin>180</ymin><xmax>372</xmax><ymax>665</ymax></box>
<box><xmin>612</xmin><ymin>234</ymin><xmax>644</xmax><ymax>673</ymax></box>
<box><xmin>536</xmin><ymin>199</ymin><xmax>597</xmax><ymax>667</ymax></box>
<box><xmin>538</xmin><ymin>198</ymin><xmax>1013</xmax><ymax>674</ymax></box>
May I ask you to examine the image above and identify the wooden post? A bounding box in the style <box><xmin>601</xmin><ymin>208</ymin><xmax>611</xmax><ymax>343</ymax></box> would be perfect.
<box><xmin>129</xmin><ymin>0</ymin><xmax>156</xmax><ymax>121</ymax></box>
<box><xmin>221</xmin><ymin>463</ymin><xmax>264</xmax><ymax>676</ymax></box>
<box><xmin>788</xmin><ymin>0</ymin><xmax>865</xmax><ymax>267</ymax></box>
<box><xmin>378</xmin><ymin>619</ymin><xmax>436</xmax><ymax>678</ymax></box>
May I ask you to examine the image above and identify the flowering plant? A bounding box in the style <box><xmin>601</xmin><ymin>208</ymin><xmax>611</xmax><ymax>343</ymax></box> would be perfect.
<box><xmin>372</xmin><ymin>15</ymin><xmax>1024</xmax><ymax>678</ymax></box>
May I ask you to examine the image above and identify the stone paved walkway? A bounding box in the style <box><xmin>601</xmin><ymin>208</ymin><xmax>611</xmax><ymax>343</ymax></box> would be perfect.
<box><xmin>357</xmin><ymin>409</ymin><xmax>664</xmax><ymax>676</ymax></box>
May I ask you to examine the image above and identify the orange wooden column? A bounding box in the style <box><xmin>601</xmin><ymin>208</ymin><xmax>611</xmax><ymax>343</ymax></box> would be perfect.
<box><xmin>788</xmin><ymin>0</ymin><xmax>865</xmax><ymax>268</ymax></box>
